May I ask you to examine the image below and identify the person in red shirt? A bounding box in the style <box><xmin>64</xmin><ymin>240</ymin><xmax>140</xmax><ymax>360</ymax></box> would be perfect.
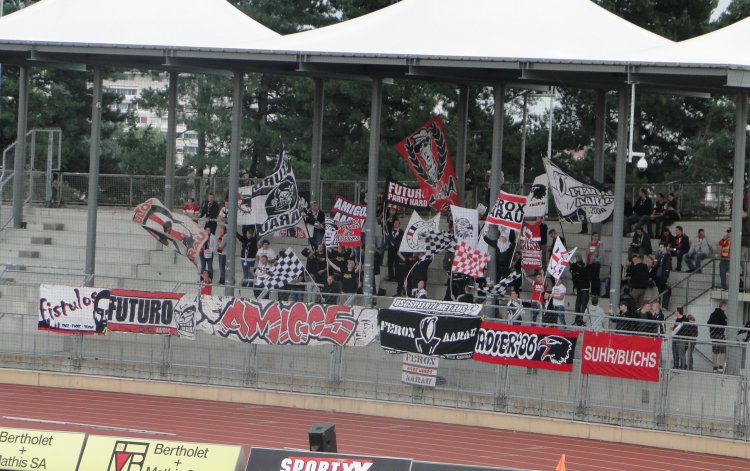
<box><xmin>525</xmin><ymin>271</ymin><xmax>545</xmax><ymax>323</ymax></box>
<box><xmin>183</xmin><ymin>197</ymin><xmax>199</xmax><ymax>223</ymax></box>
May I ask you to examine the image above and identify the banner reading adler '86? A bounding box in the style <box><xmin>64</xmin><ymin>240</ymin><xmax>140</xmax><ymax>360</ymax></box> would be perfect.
<box><xmin>473</xmin><ymin>322</ymin><xmax>579</xmax><ymax>372</ymax></box>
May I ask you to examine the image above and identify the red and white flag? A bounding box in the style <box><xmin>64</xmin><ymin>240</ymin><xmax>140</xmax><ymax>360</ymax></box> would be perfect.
<box><xmin>452</xmin><ymin>241</ymin><xmax>490</xmax><ymax>279</ymax></box>
<box><xmin>547</xmin><ymin>237</ymin><xmax>577</xmax><ymax>280</ymax></box>
<box><xmin>486</xmin><ymin>191</ymin><xmax>527</xmax><ymax>231</ymax></box>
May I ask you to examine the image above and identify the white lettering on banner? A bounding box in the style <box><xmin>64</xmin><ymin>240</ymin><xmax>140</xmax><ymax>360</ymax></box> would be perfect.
<box><xmin>332</xmin><ymin>197</ymin><xmax>366</xmax><ymax>219</ymax></box>
<box><xmin>475</xmin><ymin>329</ymin><xmax>539</xmax><ymax>360</ymax></box>
<box><xmin>280</xmin><ymin>458</ymin><xmax>374</xmax><ymax>471</ymax></box>
<box><xmin>380</xmin><ymin>321</ymin><xmax>416</xmax><ymax>338</ymax></box>
<box><xmin>583</xmin><ymin>346</ymin><xmax>657</xmax><ymax>368</ymax></box>
<box><xmin>389</xmin><ymin>297</ymin><xmax>482</xmax><ymax>316</ymax></box>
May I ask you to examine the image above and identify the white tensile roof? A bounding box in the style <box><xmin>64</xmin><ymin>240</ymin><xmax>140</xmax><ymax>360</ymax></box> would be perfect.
<box><xmin>252</xmin><ymin>0</ymin><xmax>672</xmax><ymax>64</ymax></box>
<box><xmin>623</xmin><ymin>16</ymin><xmax>750</xmax><ymax>69</ymax></box>
<box><xmin>0</xmin><ymin>0</ymin><xmax>280</xmax><ymax>50</ymax></box>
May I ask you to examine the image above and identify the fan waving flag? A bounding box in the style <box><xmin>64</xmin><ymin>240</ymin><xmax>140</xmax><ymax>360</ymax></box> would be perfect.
<box><xmin>486</xmin><ymin>272</ymin><xmax>523</xmax><ymax>296</ymax></box>
<box><xmin>450</xmin><ymin>205</ymin><xmax>479</xmax><ymax>249</ymax></box>
<box><xmin>256</xmin><ymin>249</ymin><xmax>306</xmax><ymax>289</ymax></box>
<box><xmin>547</xmin><ymin>238</ymin><xmax>577</xmax><ymax>280</ymax></box>
<box><xmin>394</xmin><ymin>116</ymin><xmax>459</xmax><ymax>211</ymax></box>
<box><xmin>452</xmin><ymin>241</ymin><xmax>490</xmax><ymax>279</ymax></box>
<box><xmin>419</xmin><ymin>231</ymin><xmax>455</xmax><ymax>261</ymax></box>
<box><xmin>487</xmin><ymin>191</ymin><xmax>527</xmax><ymax>231</ymax></box>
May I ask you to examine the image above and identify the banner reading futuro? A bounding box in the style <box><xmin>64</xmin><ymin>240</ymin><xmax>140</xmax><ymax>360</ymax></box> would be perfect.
<box><xmin>580</xmin><ymin>331</ymin><xmax>662</xmax><ymax>382</ymax></box>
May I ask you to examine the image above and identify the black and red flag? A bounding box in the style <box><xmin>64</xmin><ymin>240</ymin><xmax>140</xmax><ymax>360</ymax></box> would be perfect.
<box><xmin>394</xmin><ymin>116</ymin><xmax>459</xmax><ymax>212</ymax></box>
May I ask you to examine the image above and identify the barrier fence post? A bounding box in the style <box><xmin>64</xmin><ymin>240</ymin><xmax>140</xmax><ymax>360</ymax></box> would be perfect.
<box><xmin>245</xmin><ymin>344</ymin><xmax>258</xmax><ymax>384</ymax></box>
<box><xmin>656</xmin><ymin>333</ymin><xmax>671</xmax><ymax>428</ymax></box>
<box><xmin>329</xmin><ymin>346</ymin><xmax>344</xmax><ymax>385</ymax></box>
<box><xmin>45</xmin><ymin>131</ymin><xmax>53</xmax><ymax>206</ymax></box>
<box><xmin>494</xmin><ymin>365</ymin><xmax>508</xmax><ymax>410</ymax></box>
<box><xmin>576</xmin><ymin>365</ymin><xmax>589</xmax><ymax>416</ymax></box>
<box><xmin>159</xmin><ymin>336</ymin><xmax>171</xmax><ymax>376</ymax></box>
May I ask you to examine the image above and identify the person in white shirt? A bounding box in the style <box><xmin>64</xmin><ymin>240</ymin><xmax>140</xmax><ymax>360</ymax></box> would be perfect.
<box><xmin>551</xmin><ymin>278</ymin><xmax>567</xmax><ymax>325</ymax></box>
<box><xmin>685</xmin><ymin>228</ymin><xmax>711</xmax><ymax>273</ymax></box>
<box><xmin>218</xmin><ymin>200</ymin><xmax>229</xmax><ymax>224</ymax></box>
<box><xmin>584</xmin><ymin>295</ymin><xmax>606</xmax><ymax>331</ymax></box>
<box><xmin>199</xmin><ymin>227</ymin><xmax>217</xmax><ymax>281</ymax></box>
<box><xmin>506</xmin><ymin>289</ymin><xmax>525</xmax><ymax>324</ymax></box>
<box><xmin>411</xmin><ymin>280</ymin><xmax>428</xmax><ymax>299</ymax></box>
<box><xmin>256</xmin><ymin>239</ymin><xmax>277</xmax><ymax>263</ymax></box>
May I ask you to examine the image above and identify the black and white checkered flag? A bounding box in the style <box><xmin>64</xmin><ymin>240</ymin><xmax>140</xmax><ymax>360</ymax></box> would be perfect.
<box><xmin>486</xmin><ymin>271</ymin><xmax>522</xmax><ymax>296</ymax></box>
<box><xmin>257</xmin><ymin>249</ymin><xmax>305</xmax><ymax>289</ymax></box>
<box><xmin>420</xmin><ymin>231</ymin><xmax>455</xmax><ymax>261</ymax></box>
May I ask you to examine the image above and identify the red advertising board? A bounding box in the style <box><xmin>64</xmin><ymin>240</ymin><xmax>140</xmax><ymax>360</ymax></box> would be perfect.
<box><xmin>580</xmin><ymin>331</ymin><xmax>662</xmax><ymax>382</ymax></box>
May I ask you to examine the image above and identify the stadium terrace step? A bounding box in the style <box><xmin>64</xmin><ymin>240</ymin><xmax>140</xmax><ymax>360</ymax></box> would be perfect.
<box><xmin>41</xmin><ymin>223</ymin><xmax>64</xmax><ymax>231</ymax></box>
<box><xmin>30</xmin><ymin>237</ymin><xmax>53</xmax><ymax>245</ymax></box>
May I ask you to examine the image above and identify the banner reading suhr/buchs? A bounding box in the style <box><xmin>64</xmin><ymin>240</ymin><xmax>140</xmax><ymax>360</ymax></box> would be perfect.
<box><xmin>581</xmin><ymin>331</ymin><xmax>662</xmax><ymax>382</ymax></box>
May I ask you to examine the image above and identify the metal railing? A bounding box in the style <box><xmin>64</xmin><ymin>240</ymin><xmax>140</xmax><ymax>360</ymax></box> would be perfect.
<box><xmin>0</xmin><ymin>266</ymin><xmax>748</xmax><ymax>441</ymax></box>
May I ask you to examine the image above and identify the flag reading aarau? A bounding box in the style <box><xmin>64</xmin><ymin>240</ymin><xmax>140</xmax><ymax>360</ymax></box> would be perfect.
<box><xmin>543</xmin><ymin>158</ymin><xmax>614</xmax><ymax>223</ymax></box>
<box><xmin>238</xmin><ymin>153</ymin><xmax>304</xmax><ymax>236</ymax></box>
<box><xmin>394</xmin><ymin>116</ymin><xmax>459</xmax><ymax>211</ymax></box>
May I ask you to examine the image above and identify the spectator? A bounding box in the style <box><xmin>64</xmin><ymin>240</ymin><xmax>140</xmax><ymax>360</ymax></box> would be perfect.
<box><xmin>538</xmin><ymin>218</ymin><xmax>549</xmax><ymax>267</ymax></box>
<box><xmin>320</xmin><ymin>275</ymin><xmax>342</xmax><ymax>304</ymax></box>
<box><xmin>407</xmin><ymin>252</ymin><xmax>430</xmax><ymax>295</ymax></box>
<box><xmin>570</xmin><ymin>254</ymin><xmax>590</xmax><ymax>326</ymax></box>
<box><xmin>199</xmin><ymin>270</ymin><xmax>212</xmax><ymax>296</ymax></box>
<box><xmin>216</xmin><ymin>225</ymin><xmax>227</xmax><ymax>285</ymax></box>
<box><xmin>551</xmin><ymin>278</ymin><xmax>567</xmax><ymax>325</ymax></box>
<box><xmin>650</xmin><ymin>301</ymin><xmax>666</xmax><ymax>335</ymax></box>
<box><xmin>386</xmin><ymin>220</ymin><xmax>404</xmax><ymax>281</ymax></box>
<box><xmin>411</xmin><ymin>279</ymin><xmax>428</xmax><ymax>299</ymax></box>
<box><xmin>660</xmin><ymin>227</ymin><xmax>675</xmax><ymax>250</ymax></box>
<box><xmin>485</xmin><ymin>231</ymin><xmax>515</xmax><ymax>279</ymax></box>
<box><xmin>609</xmin><ymin>300</ymin><xmax>635</xmax><ymax>332</ymax></box>
<box><xmin>643</xmin><ymin>192</ymin><xmax>666</xmax><ymax>237</ymax></box>
<box><xmin>663</xmin><ymin>192</ymin><xmax>680</xmax><ymax>228</ymax></box>
<box><xmin>252</xmin><ymin>254</ymin><xmax>272</xmax><ymax>299</ymax></box>
<box><xmin>737</xmin><ymin>320</ymin><xmax>750</xmax><ymax>369</ymax></box>
<box><xmin>302</xmin><ymin>244</ymin><xmax>328</xmax><ymax>285</ymax></box>
<box><xmin>586</xmin><ymin>232</ymin><xmax>602</xmax><ymax>296</ymax></box>
<box><xmin>395</xmin><ymin>251</ymin><xmax>410</xmax><ymax>296</ymax></box>
<box><xmin>683</xmin><ymin>314</ymin><xmax>699</xmax><ymax>370</ymax></box>
<box><xmin>304</xmin><ymin>201</ymin><xmax>326</xmax><ymax>247</ymax></box>
<box><xmin>525</xmin><ymin>272</ymin><xmax>546</xmax><ymax>323</ymax></box>
<box><xmin>628</xmin><ymin>254</ymin><xmax>650</xmax><ymax>306</ymax></box>
<box><xmin>541</xmin><ymin>291</ymin><xmax>557</xmax><ymax>326</ymax></box>
<box><xmin>624</xmin><ymin>188</ymin><xmax>653</xmax><ymax>235</ymax></box>
<box><xmin>708</xmin><ymin>301</ymin><xmax>728</xmax><ymax>373</ymax></box>
<box><xmin>237</xmin><ymin>227</ymin><xmax>258</xmax><ymax>287</ymax></box>
<box><xmin>456</xmin><ymin>284</ymin><xmax>474</xmax><ymax>303</ymax></box>
<box><xmin>218</xmin><ymin>200</ymin><xmax>229</xmax><ymax>225</ymax></box>
<box><xmin>198</xmin><ymin>227</ymin><xmax>216</xmax><ymax>281</ymax></box>
<box><xmin>548</xmin><ymin>229</ymin><xmax>566</xmax><ymax>261</ymax></box>
<box><xmin>256</xmin><ymin>239</ymin><xmax>277</xmax><ymax>263</ymax></box>
<box><xmin>672</xmin><ymin>226</ymin><xmax>690</xmax><ymax>272</ymax></box>
<box><xmin>464</xmin><ymin>162</ymin><xmax>476</xmax><ymax>206</ymax></box>
<box><xmin>671</xmin><ymin>307</ymin><xmax>689</xmax><ymax>370</ymax></box>
<box><xmin>653</xmin><ymin>243</ymin><xmax>672</xmax><ymax>309</ymax></box>
<box><xmin>584</xmin><ymin>296</ymin><xmax>606</xmax><ymax>331</ymax></box>
<box><xmin>341</xmin><ymin>260</ymin><xmax>361</xmax><ymax>294</ymax></box>
<box><xmin>199</xmin><ymin>193</ymin><xmax>221</xmax><ymax>234</ymax></box>
<box><xmin>182</xmin><ymin>197</ymin><xmax>199</xmax><ymax>223</ymax></box>
<box><xmin>685</xmin><ymin>228</ymin><xmax>711</xmax><ymax>273</ymax></box>
<box><xmin>628</xmin><ymin>226</ymin><xmax>652</xmax><ymax>258</ymax></box>
<box><xmin>384</xmin><ymin>206</ymin><xmax>400</xmax><ymax>233</ymax></box>
<box><xmin>718</xmin><ymin>228</ymin><xmax>732</xmax><ymax>290</ymax></box>
<box><xmin>506</xmin><ymin>288</ymin><xmax>525</xmax><ymax>324</ymax></box>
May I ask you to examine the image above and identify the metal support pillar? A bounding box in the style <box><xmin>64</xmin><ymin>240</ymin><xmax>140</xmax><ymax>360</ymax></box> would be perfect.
<box><xmin>362</xmin><ymin>79</ymin><xmax>384</xmax><ymax>303</ymax></box>
<box><xmin>609</xmin><ymin>87</ymin><xmax>630</xmax><ymax>309</ymax></box>
<box><xmin>12</xmin><ymin>65</ymin><xmax>29</xmax><ymax>228</ymax></box>
<box><xmin>84</xmin><ymin>68</ymin><xmax>103</xmax><ymax>286</ymax></box>
<box><xmin>225</xmin><ymin>72</ymin><xmax>243</xmax><ymax>296</ymax></box>
<box><xmin>592</xmin><ymin>90</ymin><xmax>607</xmax><ymax>233</ymax></box>
<box><xmin>488</xmin><ymin>84</ymin><xmax>506</xmax><ymax>283</ymax></box>
<box><xmin>728</xmin><ymin>93</ymin><xmax>748</xmax><ymax>375</ymax></box>
<box><xmin>310</xmin><ymin>78</ymin><xmax>324</xmax><ymax>205</ymax></box>
<box><xmin>165</xmin><ymin>71</ymin><xmax>178</xmax><ymax>210</ymax></box>
<box><xmin>45</xmin><ymin>131</ymin><xmax>54</xmax><ymax>205</ymax></box>
<box><xmin>519</xmin><ymin>93</ymin><xmax>529</xmax><ymax>186</ymax></box>
<box><xmin>455</xmin><ymin>84</ymin><xmax>469</xmax><ymax>204</ymax></box>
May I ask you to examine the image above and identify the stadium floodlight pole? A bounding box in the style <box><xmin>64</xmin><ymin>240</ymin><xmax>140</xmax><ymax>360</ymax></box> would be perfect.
<box><xmin>11</xmin><ymin>64</ymin><xmax>28</xmax><ymax>228</ymax></box>
<box><xmin>592</xmin><ymin>90</ymin><xmax>607</xmax><ymax>233</ymax></box>
<box><xmin>455</xmin><ymin>84</ymin><xmax>469</xmax><ymax>204</ymax></box>
<box><xmin>310</xmin><ymin>78</ymin><xmax>324</xmax><ymax>205</ymax></box>
<box><xmin>84</xmin><ymin>67</ymin><xmax>103</xmax><ymax>286</ymax></box>
<box><xmin>164</xmin><ymin>71</ymin><xmax>178</xmax><ymax>211</ymax></box>
<box><xmin>225</xmin><ymin>71</ymin><xmax>243</xmax><ymax>296</ymax></box>
<box><xmin>609</xmin><ymin>86</ymin><xmax>630</xmax><ymax>309</ymax></box>
<box><xmin>362</xmin><ymin>78</ymin><xmax>383</xmax><ymax>304</ymax></box>
<box><xmin>488</xmin><ymin>83</ymin><xmax>506</xmax><ymax>285</ymax></box>
<box><xmin>728</xmin><ymin>92</ymin><xmax>747</xmax><ymax>344</ymax></box>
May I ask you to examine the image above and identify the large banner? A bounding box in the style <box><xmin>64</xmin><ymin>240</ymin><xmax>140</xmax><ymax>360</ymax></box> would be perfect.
<box><xmin>581</xmin><ymin>331</ymin><xmax>662</xmax><ymax>382</ymax></box>
<box><xmin>177</xmin><ymin>296</ymin><xmax>378</xmax><ymax>347</ymax></box>
<box><xmin>325</xmin><ymin>217</ymin><xmax>363</xmax><ymax>247</ymax></box>
<box><xmin>133</xmin><ymin>198</ymin><xmax>207</xmax><ymax>267</ymax></box>
<box><xmin>38</xmin><ymin>285</ymin><xmax>109</xmax><ymax>335</ymax></box>
<box><xmin>39</xmin><ymin>285</ymin><xmax>190</xmax><ymax>337</ymax></box>
<box><xmin>543</xmin><ymin>158</ymin><xmax>614</xmax><ymax>223</ymax></box>
<box><xmin>384</xmin><ymin>179</ymin><xmax>429</xmax><ymax>210</ymax></box>
<box><xmin>525</xmin><ymin>174</ymin><xmax>549</xmax><ymax>218</ymax></box>
<box><xmin>520</xmin><ymin>223</ymin><xmax>543</xmax><ymax>270</ymax></box>
<box><xmin>399</xmin><ymin>211</ymin><xmax>441</xmax><ymax>253</ymax></box>
<box><xmin>238</xmin><ymin>154</ymin><xmax>304</xmax><ymax>236</ymax></box>
<box><xmin>247</xmin><ymin>448</ymin><xmax>413</xmax><ymax>471</ymax></box>
<box><xmin>378</xmin><ymin>309</ymin><xmax>481</xmax><ymax>360</ymax></box>
<box><xmin>450</xmin><ymin>205</ymin><xmax>478</xmax><ymax>248</ymax></box>
<box><xmin>330</xmin><ymin>195</ymin><xmax>367</xmax><ymax>222</ymax></box>
<box><xmin>473</xmin><ymin>322</ymin><xmax>579</xmax><ymax>372</ymax></box>
<box><xmin>394</xmin><ymin>116</ymin><xmax>459</xmax><ymax>211</ymax></box>
<box><xmin>486</xmin><ymin>192</ymin><xmax>527</xmax><ymax>231</ymax></box>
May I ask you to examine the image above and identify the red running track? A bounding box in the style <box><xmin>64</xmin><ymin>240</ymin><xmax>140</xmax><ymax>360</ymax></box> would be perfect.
<box><xmin>0</xmin><ymin>383</ymin><xmax>748</xmax><ymax>471</ymax></box>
